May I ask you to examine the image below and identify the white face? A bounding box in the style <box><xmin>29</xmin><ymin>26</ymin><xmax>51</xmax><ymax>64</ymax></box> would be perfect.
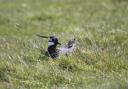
<box><xmin>48</xmin><ymin>42</ymin><xmax>55</xmax><ymax>46</ymax></box>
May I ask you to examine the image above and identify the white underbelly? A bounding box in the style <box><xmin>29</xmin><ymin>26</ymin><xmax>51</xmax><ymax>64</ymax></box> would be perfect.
<box><xmin>58</xmin><ymin>47</ymin><xmax>74</xmax><ymax>54</ymax></box>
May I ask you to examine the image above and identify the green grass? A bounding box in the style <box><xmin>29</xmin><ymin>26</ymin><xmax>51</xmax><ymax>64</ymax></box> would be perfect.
<box><xmin>0</xmin><ymin>0</ymin><xmax>128</xmax><ymax>89</ymax></box>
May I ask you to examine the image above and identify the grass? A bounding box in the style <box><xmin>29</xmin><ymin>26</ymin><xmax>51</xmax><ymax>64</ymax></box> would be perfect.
<box><xmin>0</xmin><ymin>0</ymin><xmax>128</xmax><ymax>89</ymax></box>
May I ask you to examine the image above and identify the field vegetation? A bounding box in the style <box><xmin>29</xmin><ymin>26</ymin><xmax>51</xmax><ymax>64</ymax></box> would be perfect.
<box><xmin>0</xmin><ymin>0</ymin><xmax>128</xmax><ymax>89</ymax></box>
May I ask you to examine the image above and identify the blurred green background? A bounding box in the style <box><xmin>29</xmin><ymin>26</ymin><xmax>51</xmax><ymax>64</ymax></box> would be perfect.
<box><xmin>0</xmin><ymin>0</ymin><xmax>128</xmax><ymax>89</ymax></box>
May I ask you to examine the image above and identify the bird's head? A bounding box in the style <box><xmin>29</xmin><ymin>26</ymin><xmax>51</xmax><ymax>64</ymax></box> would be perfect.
<box><xmin>48</xmin><ymin>36</ymin><xmax>61</xmax><ymax>47</ymax></box>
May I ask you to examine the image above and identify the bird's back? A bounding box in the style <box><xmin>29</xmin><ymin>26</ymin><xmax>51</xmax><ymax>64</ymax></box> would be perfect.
<box><xmin>58</xmin><ymin>38</ymin><xmax>76</xmax><ymax>55</ymax></box>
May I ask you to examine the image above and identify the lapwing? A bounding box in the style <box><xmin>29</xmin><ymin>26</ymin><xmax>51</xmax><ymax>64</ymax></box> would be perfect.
<box><xmin>37</xmin><ymin>34</ymin><xmax>76</xmax><ymax>58</ymax></box>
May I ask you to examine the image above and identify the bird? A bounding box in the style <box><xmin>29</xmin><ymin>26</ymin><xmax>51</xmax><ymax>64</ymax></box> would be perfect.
<box><xmin>37</xmin><ymin>34</ymin><xmax>76</xmax><ymax>58</ymax></box>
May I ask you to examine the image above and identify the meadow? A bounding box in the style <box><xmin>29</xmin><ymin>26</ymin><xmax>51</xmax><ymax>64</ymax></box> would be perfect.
<box><xmin>0</xmin><ymin>0</ymin><xmax>128</xmax><ymax>89</ymax></box>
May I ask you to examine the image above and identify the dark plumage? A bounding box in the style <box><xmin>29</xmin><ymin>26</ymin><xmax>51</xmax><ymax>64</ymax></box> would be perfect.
<box><xmin>46</xmin><ymin>36</ymin><xmax>61</xmax><ymax>58</ymax></box>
